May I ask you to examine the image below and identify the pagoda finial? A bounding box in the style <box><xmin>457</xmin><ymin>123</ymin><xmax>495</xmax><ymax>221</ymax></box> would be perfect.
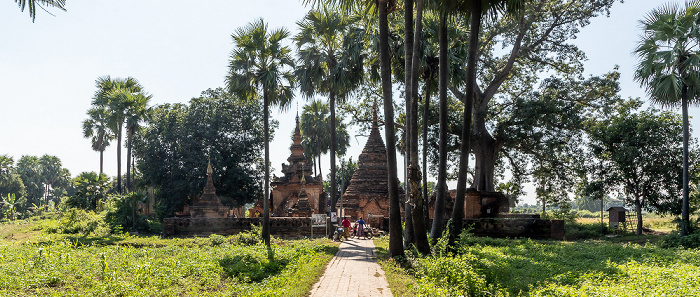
<box><xmin>207</xmin><ymin>157</ymin><xmax>212</xmax><ymax>175</ymax></box>
<box><xmin>372</xmin><ymin>99</ymin><xmax>378</xmax><ymax>127</ymax></box>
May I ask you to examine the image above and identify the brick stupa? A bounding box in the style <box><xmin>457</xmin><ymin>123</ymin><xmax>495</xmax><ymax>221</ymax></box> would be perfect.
<box><xmin>337</xmin><ymin>105</ymin><xmax>403</xmax><ymax>227</ymax></box>
<box><xmin>183</xmin><ymin>159</ymin><xmax>229</xmax><ymax>218</ymax></box>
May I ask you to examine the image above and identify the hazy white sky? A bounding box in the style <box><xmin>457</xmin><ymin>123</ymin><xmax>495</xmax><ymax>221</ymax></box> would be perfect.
<box><xmin>1</xmin><ymin>0</ymin><xmax>697</xmax><ymax>205</ymax></box>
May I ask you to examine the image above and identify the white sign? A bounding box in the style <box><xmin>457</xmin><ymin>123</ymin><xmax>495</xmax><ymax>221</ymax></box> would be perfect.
<box><xmin>312</xmin><ymin>214</ymin><xmax>327</xmax><ymax>227</ymax></box>
<box><xmin>330</xmin><ymin>211</ymin><xmax>337</xmax><ymax>223</ymax></box>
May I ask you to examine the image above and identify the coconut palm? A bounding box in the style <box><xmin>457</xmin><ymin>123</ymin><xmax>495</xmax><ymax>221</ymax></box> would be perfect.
<box><xmin>634</xmin><ymin>0</ymin><xmax>700</xmax><ymax>236</ymax></box>
<box><xmin>295</xmin><ymin>9</ymin><xmax>364</xmax><ymax>217</ymax></box>
<box><xmin>14</xmin><ymin>0</ymin><xmax>65</xmax><ymax>22</ymax></box>
<box><xmin>92</xmin><ymin>76</ymin><xmax>146</xmax><ymax>195</ymax></box>
<box><xmin>227</xmin><ymin>18</ymin><xmax>295</xmax><ymax>247</ymax></box>
<box><xmin>83</xmin><ymin>107</ymin><xmax>113</xmax><ymax>175</ymax></box>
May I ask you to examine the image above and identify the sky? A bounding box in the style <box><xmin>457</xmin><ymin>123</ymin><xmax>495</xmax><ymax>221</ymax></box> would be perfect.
<box><xmin>2</xmin><ymin>0</ymin><xmax>698</xmax><ymax>205</ymax></box>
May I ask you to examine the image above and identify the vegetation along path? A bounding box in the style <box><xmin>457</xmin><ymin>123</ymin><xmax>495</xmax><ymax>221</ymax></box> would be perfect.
<box><xmin>309</xmin><ymin>237</ymin><xmax>392</xmax><ymax>296</ymax></box>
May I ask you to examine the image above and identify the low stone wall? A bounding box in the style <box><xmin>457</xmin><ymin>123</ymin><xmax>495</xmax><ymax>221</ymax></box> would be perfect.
<box><xmin>164</xmin><ymin>216</ymin><xmax>564</xmax><ymax>240</ymax></box>
<box><xmin>163</xmin><ymin>217</ymin><xmax>332</xmax><ymax>239</ymax></box>
<box><xmin>462</xmin><ymin>218</ymin><xmax>564</xmax><ymax>240</ymax></box>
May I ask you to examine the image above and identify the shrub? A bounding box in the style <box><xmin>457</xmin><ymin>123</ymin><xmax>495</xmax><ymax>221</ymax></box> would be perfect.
<box><xmin>658</xmin><ymin>232</ymin><xmax>700</xmax><ymax>249</ymax></box>
<box><xmin>103</xmin><ymin>194</ymin><xmax>151</xmax><ymax>233</ymax></box>
<box><xmin>43</xmin><ymin>208</ymin><xmax>109</xmax><ymax>235</ymax></box>
<box><xmin>229</xmin><ymin>224</ymin><xmax>262</xmax><ymax>246</ymax></box>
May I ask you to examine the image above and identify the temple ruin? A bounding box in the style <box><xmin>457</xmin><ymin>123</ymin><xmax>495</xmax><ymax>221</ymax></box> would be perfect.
<box><xmin>249</xmin><ymin>116</ymin><xmax>325</xmax><ymax>218</ymax></box>
<box><xmin>337</xmin><ymin>107</ymin><xmax>403</xmax><ymax>228</ymax></box>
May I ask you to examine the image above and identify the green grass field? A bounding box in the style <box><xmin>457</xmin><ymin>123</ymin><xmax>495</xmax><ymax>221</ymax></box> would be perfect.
<box><xmin>0</xmin><ymin>219</ymin><xmax>338</xmax><ymax>297</ymax></box>
<box><xmin>375</xmin><ymin>233</ymin><xmax>700</xmax><ymax>297</ymax></box>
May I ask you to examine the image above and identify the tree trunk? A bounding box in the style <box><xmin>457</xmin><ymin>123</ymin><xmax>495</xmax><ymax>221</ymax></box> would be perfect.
<box><xmin>117</xmin><ymin>123</ymin><xmax>123</xmax><ymax>194</ymax></box>
<box><xmin>127</xmin><ymin>127</ymin><xmax>134</xmax><ymax>231</ymax></box>
<box><xmin>330</xmin><ymin>90</ymin><xmax>338</xmax><ymax>217</ymax></box>
<box><xmin>450</xmin><ymin>0</ymin><xmax>481</xmax><ymax>248</ymax></box>
<box><xmin>472</xmin><ymin>113</ymin><xmax>499</xmax><ymax>191</ymax></box>
<box><xmin>404</xmin><ymin>0</ymin><xmax>416</xmax><ymax>249</ymax></box>
<box><xmin>379</xmin><ymin>0</ymin><xmax>404</xmax><ymax>258</ymax></box>
<box><xmin>430</xmin><ymin>11</ymin><xmax>449</xmax><ymax>242</ymax></box>
<box><xmin>423</xmin><ymin>80</ymin><xmax>431</xmax><ymax>227</ymax></box>
<box><xmin>99</xmin><ymin>149</ymin><xmax>104</xmax><ymax>176</ymax></box>
<box><xmin>682</xmin><ymin>84</ymin><xmax>690</xmax><ymax>236</ymax></box>
<box><xmin>410</xmin><ymin>0</ymin><xmax>430</xmax><ymax>254</ymax></box>
<box><xmin>263</xmin><ymin>90</ymin><xmax>271</xmax><ymax>247</ymax></box>
<box><xmin>634</xmin><ymin>198</ymin><xmax>643</xmax><ymax>235</ymax></box>
<box><xmin>126</xmin><ymin>128</ymin><xmax>132</xmax><ymax>194</ymax></box>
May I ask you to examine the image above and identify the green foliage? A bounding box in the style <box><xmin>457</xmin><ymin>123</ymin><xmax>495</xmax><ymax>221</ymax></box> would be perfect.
<box><xmin>219</xmin><ymin>254</ymin><xmax>289</xmax><ymax>282</ymax></box>
<box><xmin>64</xmin><ymin>172</ymin><xmax>111</xmax><ymax>210</ymax></box>
<box><xmin>588</xmin><ymin>103</ymin><xmax>700</xmax><ymax>216</ymax></box>
<box><xmin>324</xmin><ymin>157</ymin><xmax>357</xmax><ymax>198</ymax></box>
<box><xmin>229</xmin><ymin>224</ymin><xmax>263</xmax><ymax>246</ymax></box>
<box><xmin>103</xmin><ymin>194</ymin><xmax>152</xmax><ymax>233</ymax></box>
<box><xmin>43</xmin><ymin>208</ymin><xmax>109</xmax><ymax>236</ymax></box>
<box><xmin>659</xmin><ymin>232</ymin><xmax>700</xmax><ymax>249</ymax></box>
<box><xmin>134</xmin><ymin>88</ymin><xmax>267</xmax><ymax>216</ymax></box>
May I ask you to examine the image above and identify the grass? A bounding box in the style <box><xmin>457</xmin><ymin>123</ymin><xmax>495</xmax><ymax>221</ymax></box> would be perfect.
<box><xmin>375</xmin><ymin>232</ymin><xmax>700</xmax><ymax>297</ymax></box>
<box><xmin>374</xmin><ymin>236</ymin><xmax>418</xmax><ymax>296</ymax></box>
<box><xmin>0</xmin><ymin>219</ymin><xmax>339</xmax><ymax>297</ymax></box>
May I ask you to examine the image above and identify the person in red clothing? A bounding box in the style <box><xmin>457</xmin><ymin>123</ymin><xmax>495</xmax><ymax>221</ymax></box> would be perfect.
<box><xmin>341</xmin><ymin>217</ymin><xmax>351</xmax><ymax>239</ymax></box>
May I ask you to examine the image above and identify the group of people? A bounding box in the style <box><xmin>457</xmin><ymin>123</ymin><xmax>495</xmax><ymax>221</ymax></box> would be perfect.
<box><xmin>340</xmin><ymin>216</ymin><xmax>368</xmax><ymax>239</ymax></box>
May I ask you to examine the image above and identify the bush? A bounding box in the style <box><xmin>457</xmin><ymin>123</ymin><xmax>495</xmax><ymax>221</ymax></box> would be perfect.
<box><xmin>564</xmin><ymin>221</ymin><xmax>606</xmax><ymax>240</ymax></box>
<box><xmin>229</xmin><ymin>224</ymin><xmax>262</xmax><ymax>246</ymax></box>
<box><xmin>43</xmin><ymin>208</ymin><xmax>109</xmax><ymax>235</ymax></box>
<box><xmin>658</xmin><ymin>232</ymin><xmax>700</xmax><ymax>249</ymax></box>
<box><xmin>103</xmin><ymin>194</ymin><xmax>153</xmax><ymax>234</ymax></box>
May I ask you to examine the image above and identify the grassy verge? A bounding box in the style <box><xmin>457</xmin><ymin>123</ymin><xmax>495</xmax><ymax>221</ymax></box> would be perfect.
<box><xmin>373</xmin><ymin>236</ymin><xmax>418</xmax><ymax>296</ymax></box>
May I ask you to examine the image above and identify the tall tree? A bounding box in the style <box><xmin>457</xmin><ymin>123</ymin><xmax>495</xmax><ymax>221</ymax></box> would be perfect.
<box><xmin>125</xmin><ymin>93</ymin><xmax>151</xmax><ymax>194</ymax></box>
<box><xmin>14</xmin><ymin>0</ymin><xmax>65</xmax><ymax>22</ymax></box>
<box><xmin>450</xmin><ymin>0</ymin><xmax>524</xmax><ymax>246</ymax></box>
<box><xmin>227</xmin><ymin>19</ymin><xmax>295</xmax><ymax>248</ymax></box>
<box><xmin>295</xmin><ymin>9</ymin><xmax>364</xmax><ymax>218</ymax></box>
<box><xmin>300</xmin><ymin>100</ymin><xmax>351</xmax><ymax>177</ymax></box>
<box><xmin>16</xmin><ymin>155</ymin><xmax>44</xmax><ymax>208</ymax></box>
<box><xmin>92</xmin><ymin>76</ymin><xmax>146</xmax><ymax>195</ymax></box>
<box><xmin>0</xmin><ymin>155</ymin><xmax>26</xmax><ymax>212</ymax></box>
<box><xmin>39</xmin><ymin>155</ymin><xmax>61</xmax><ymax>207</ymax></box>
<box><xmin>634</xmin><ymin>0</ymin><xmax>700</xmax><ymax>236</ymax></box>
<box><xmin>134</xmin><ymin>88</ymin><xmax>267</xmax><ymax>217</ymax></box>
<box><xmin>589</xmin><ymin>101</ymin><xmax>699</xmax><ymax>234</ymax></box>
<box><xmin>403</xmin><ymin>0</ymin><xmax>430</xmax><ymax>254</ymax></box>
<box><xmin>82</xmin><ymin>107</ymin><xmax>113</xmax><ymax>175</ymax></box>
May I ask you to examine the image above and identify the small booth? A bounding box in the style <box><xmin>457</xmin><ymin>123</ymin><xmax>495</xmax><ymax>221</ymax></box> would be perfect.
<box><xmin>606</xmin><ymin>207</ymin><xmax>627</xmax><ymax>232</ymax></box>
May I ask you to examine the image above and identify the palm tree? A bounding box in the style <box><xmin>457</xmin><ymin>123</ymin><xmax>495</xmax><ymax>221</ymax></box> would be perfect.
<box><xmin>300</xmin><ymin>100</ymin><xmax>350</xmax><ymax>177</ymax></box>
<box><xmin>92</xmin><ymin>76</ymin><xmax>146</xmax><ymax>195</ymax></box>
<box><xmin>301</xmin><ymin>100</ymin><xmax>330</xmax><ymax>176</ymax></box>
<box><xmin>634</xmin><ymin>0</ymin><xmax>700</xmax><ymax>236</ymax></box>
<box><xmin>83</xmin><ymin>107</ymin><xmax>113</xmax><ymax>175</ymax></box>
<box><xmin>304</xmin><ymin>0</ymin><xmax>403</xmax><ymax>258</ymax></box>
<box><xmin>14</xmin><ymin>0</ymin><xmax>65</xmax><ymax>22</ymax></box>
<box><xmin>125</xmin><ymin>93</ymin><xmax>151</xmax><ymax>194</ymax></box>
<box><xmin>295</xmin><ymin>9</ymin><xmax>364</xmax><ymax>218</ymax></box>
<box><xmin>227</xmin><ymin>18</ymin><xmax>295</xmax><ymax>247</ymax></box>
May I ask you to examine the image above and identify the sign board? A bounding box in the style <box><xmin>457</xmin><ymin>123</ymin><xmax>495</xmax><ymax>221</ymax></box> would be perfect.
<box><xmin>312</xmin><ymin>214</ymin><xmax>327</xmax><ymax>227</ymax></box>
<box><xmin>330</xmin><ymin>211</ymin><xmax>337</xmax><ymax>223</ymax></box>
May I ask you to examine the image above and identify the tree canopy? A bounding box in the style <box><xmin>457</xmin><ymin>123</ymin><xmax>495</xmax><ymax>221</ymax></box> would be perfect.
<box><xmin>133</xmin><ymin>88</ymin><xmax>268</xmax><ymax>217</ymax></box>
